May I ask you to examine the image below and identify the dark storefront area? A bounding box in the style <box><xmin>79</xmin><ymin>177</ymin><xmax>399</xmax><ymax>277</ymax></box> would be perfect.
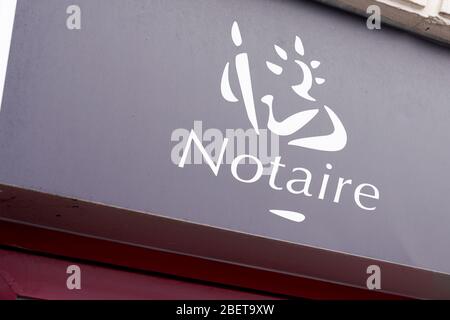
<box><xmin>0</xmin><ymin>220</ymin><xmax>403</xmax><ymax>300</ymax></box>
<box><xmin>1</xmin><ymin>0</ymin><xmax>450</xmax><ymax>300</ymax></box>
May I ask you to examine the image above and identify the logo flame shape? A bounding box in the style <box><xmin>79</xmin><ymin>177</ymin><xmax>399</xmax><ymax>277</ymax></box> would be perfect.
<box><xmin>220</xmin><ymin>21</ymin><xmax>349</xmax><ymax>222</ymax></box>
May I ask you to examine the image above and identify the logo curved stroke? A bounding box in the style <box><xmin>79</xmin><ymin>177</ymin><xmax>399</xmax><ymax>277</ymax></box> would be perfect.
<box><xmin>261</xmin><ymin>95</ymin><xmax>319</xmax><ymax>137</ymax></box>
<box><xmin>288</xmin><ymin>105</ymin><xmax>347</xmax><ymax>152</ymax></box>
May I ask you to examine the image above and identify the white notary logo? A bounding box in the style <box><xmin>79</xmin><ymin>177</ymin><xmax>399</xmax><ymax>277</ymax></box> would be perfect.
<box><xmin>0</xmin><ymin>0</ymin><xmax>18</xmax><ymax>112</ymax></box>
<box><xmin>175</xmin><ymin>21</ymin><xmax>380</xmax><ymax>223</ymax></box>
<box><xmin>221</xmin><ymin>21</ymin><xmax>347</xmax><ymax>152</ymax></box>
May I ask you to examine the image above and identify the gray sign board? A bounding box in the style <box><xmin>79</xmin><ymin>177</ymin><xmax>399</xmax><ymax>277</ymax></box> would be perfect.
<box><xmin>1</xmin><ymin>0</ymin><xmax>450</xmax><ymax>296</ymax></box>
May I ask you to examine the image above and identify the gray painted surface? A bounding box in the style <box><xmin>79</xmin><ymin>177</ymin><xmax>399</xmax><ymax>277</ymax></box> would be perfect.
<box><xmin>1</xmin><ymin>0</ymin><xmax>450</xmax><ymax>274</ymax></box>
